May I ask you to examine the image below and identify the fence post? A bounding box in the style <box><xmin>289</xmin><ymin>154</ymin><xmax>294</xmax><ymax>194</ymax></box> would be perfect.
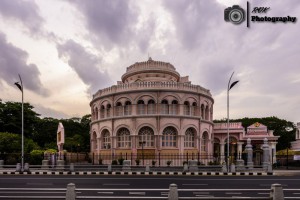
<box><xmin>69</xmin><ymin>163</ymin><xmax>74</xmax><ymax>172</ymax></box>
<box><xmin>168</xmin><ymin>183</ymin><xmax>178</xmax><ymax>200</ymax></box>
<box><xmin>66</xmin><ymin>183</ymin><xmax>76</xmax><ymax>200</ymax></box>
<box><xmin>270</xmin><ymin>183</ymin><xmax>284</xmax><ymax>200</ymax></box>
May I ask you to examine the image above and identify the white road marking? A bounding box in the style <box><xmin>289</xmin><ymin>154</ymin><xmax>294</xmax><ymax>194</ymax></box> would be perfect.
<box><xmin>193</xmin><ymin>192</ymin><xmax>210</xmax><ymax>194</ymax></box>
<box><xmin>161</xmin><ymin>192</ymin><xmax>168</xmax><ymax>196</ymax></box>
<box><xmin>103</xmin><ymin>184</ymin><xmax>129</xmax><ymax>186</ymax></box>
<box><xmin>97</xmin><ymin>192</ymin><xmax>114</xmax><ymax>194</ymax></box>
<box><xmin>0</xmin><ymin>191</ymin><xmax>65</xmax><ymax>194</ymax></box>
<box><xmin>129</xmin><ymin>192</ymin><xmax>145</xmax><ymax>195</ymax></box>
<box><xmin>183</xmin><ymin>184</ymin><xmax>208</xmax><ymax>186</ymax></box>
<box><xmin>226</xmin><ymin>192</ymin><xmax>242</xmax><ymax>194</ymax></box>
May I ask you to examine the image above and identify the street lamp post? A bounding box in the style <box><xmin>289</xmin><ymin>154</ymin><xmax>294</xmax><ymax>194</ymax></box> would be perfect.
<box><xmin>227</xmin><ymin>72</ymin><xmax>239</xmax><ymax>172</ymax></box>
<box><xmin>139</xmin><ymin>141</ymin><xmax>146</xmax><ymax>165</ymax></box>
<box><xmin>14</xmin><ymin>74</ymin><xmax>24</xmax><ymax>172</ymax></box>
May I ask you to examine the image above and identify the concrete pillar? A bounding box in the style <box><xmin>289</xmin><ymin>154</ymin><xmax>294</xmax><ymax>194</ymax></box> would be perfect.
<box><xmin>270</xmin><ymin>142</ymin><xmax>277</xmax><ymax>164</ymax></box>
<box><xmin>245</xmin><ymin>138</ymin><xmax>253</xmax><ymax>170</ymax></box>
<box><xmin>168</xmin><ymin>183</ymin><xmax>178</xmax><ymax>200</ymax></box>
<box><xmin>230</xmin><ymin>163</ymin><xmax>236</xmax><ymax>173</ymax></box>
<box><xmin>0</xmin><ymin>160</ymin><xmax>4</xmax><ymax>168</ymax></box>
<box><xmin>237</xmin><ymin>142</ymin><xmax>244</xmax><ymax>160</ymax></box>
<box><xmin>145</xmin><ymin>162</ymin><xmax>150</xmax><ymax>172</ymax></box>
<box><xmin>69</xmin><ymin>163</ymin><xmax>74</xmax><ymax>172</ymax></box>
<box><xmin>108</xmin><ymin>164</ymin><xmax>112</xmax><ymax>172</ymax></box>
<box><xmin>183</xmin><ymin>163</ymin><xmax>188</xmax><ymax>172</ymax></box>
<box><xmin>122</xmin><ymin>160</ymin><xmax>131</xmax><ymax>172</ymax></box>
<box><xmin>188</xmin><ymin>160</ymin><xmax>198</xmax><ymax>172</ymax></box>
<box><xmin>56</xmin><ymin>160</ymin><xmax>65</xmax><ymax>170</ymax></box>
<box><xmin>16</xmin><ymin>163</ymin><xmax>21</xmax><ymax>172</ymax></box>
<box><xmin>66</xmin><ymin>183</ymin><xmax>76</xmax><ymax>200</ymax></box>
<box><xmin>262</xmin><ymin>138</ymin><xmax>270</xmax><ymax>170</ymax></box>
<box><xmin>24</xmin><ymin>163</ymin><xmax>30</xmax><ymax>172</ymax></box>
<box><xmin>220</xmin><ymin>142</ymin><xmax>225</xmax><ymax>164</ymax></box>
<box><xmin>270</xmin><ymin>184</ymin><xmax>284</xmax><ymax>200</ymax></box>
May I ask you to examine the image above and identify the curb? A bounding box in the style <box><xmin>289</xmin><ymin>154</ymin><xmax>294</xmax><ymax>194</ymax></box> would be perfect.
<box><xmin>0</xmin><ymin>171</ymin><xmax>273</xmax><ymax>176</ymax></box>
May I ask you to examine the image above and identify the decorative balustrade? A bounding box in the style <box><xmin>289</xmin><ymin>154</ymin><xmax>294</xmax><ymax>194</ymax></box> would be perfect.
<box><xmin>92</xmin><ymin>82</ymin><xmax>211</xmax><ymax>100</ymax></box>
<box><xmin>214</xmin><ymin>122</ymin><xmax>243</xmax><ymax>129</ymax></box>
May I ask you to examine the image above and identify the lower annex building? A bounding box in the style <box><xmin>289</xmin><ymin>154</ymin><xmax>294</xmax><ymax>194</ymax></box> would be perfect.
<box><xmin>90</xmin><ymin>58</ymin><xmax>278</xmax><ymax>165</ymax></box>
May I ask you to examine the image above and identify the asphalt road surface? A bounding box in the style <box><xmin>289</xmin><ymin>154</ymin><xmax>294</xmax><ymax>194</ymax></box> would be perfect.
<box><xmin>0</xmin><ymin>175</ymin><xmax>300</xmax><ymax>199</ymax></box>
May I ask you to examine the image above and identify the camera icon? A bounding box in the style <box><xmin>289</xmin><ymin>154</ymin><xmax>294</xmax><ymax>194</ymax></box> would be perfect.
<box><xmin>224</xmin><ymin>5</ymin><xmax>245</xmax><ymax>25</ymax></box>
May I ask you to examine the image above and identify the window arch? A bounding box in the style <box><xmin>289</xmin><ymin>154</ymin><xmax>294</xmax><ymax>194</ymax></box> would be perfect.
<box><xmin>147</xmin><ymin>99</ymin><xmax>155</xmax><ymax>114</ymax></box>
<box><xmin>102</xmin><ymin>130</ymin><xmax>111</xmax><ymax>149</ymax></box>
<box><xmin>184</xmin><ymin>128</ymin><xmax>195</xmax><ymax>147</ymax></box>
<box><xmin>201</xmin><ymin>131</ymin><xmax>209</xmax><ymax>152</ymax></box>
<box><xmin>116</xmin><ymin>102</ymin><xmax>123</xmax><ymax>116</ymax></box>
<box><xmin>201</xmin><ymin>104</ymin><xmax>205</xmax><ymax>119</ymax></box>
<box><xmin>162</xmin><ymin>126</ymin><xmax>177</xmax><ymax>147</ymax></box>
<box><xmin>124</xmin><ymin>101</ymin><xmax>132</xmax><ymax>116</ymax></box>
<box><xmin>95</xmin><ymin>107</ymin><xmax>98</xmax><ymax>120</ymax></box>
<box><xmin>117</xmin><ymin>128</ymin><xmax>131</xmax><ymax>148</ymax></box>
<box><xmin>192</xmin><ymin>102</ymin><xmax>197</xmax><ymax>116</ymax></box>
<box><xmin>137</xmin><ymin>100</ymin><xmax>145</xmax><ymax>115</ymax></box>
<box><xmin>171</xmin><ymin>100</ymin><xmax>178</xmax><ymax>115</ymax></box>
<box><xmin>106</xmin><ymin>104</ymin><xmax>111</xmax><ymax>118</ymax></box>
<box><xmin>138</xmin><ymin>127</ymin><xmax>154</xmax><ymax>147</ymax></box>
<box><xmin>205</xmin><ymin>106</ymin><xmax>209</xmax><ymax>120</ymax></box>
<box><xmin>100</xmin><ymin>105</ymin><xmax>105</xmax><ymax>118</ymax></box>
<box><xmin>161</xmin><ymin>99</ymin><xmax>169</xmax><ymax>114</ymax></box>
<box><xmin>184</xmin><ymin>101</ymin><xmax>190</xmax><ymax>115</ymax></box>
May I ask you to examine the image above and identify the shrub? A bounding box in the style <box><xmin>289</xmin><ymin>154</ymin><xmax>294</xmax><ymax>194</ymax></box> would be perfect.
<box><xmin>166</xmin><ymin>160</ymin><xmax>172</xmax><ymax>166</ymax></box>
<box><xmin>111</xmin><ymin>160</ymin><xmax>118</xmax><ymax>165</ymax></box>
<box><xmin>152</xmin><ymin>160</ymin><xmax>156</xmax><ymax>166</ymax></box>
<box><xmin>135</xmin><ymin>159</ymin><xmax>140</xmax><ymax>165</ymax></box>
<box><xmin>118</xmin><ymin>158</ymin><xmax>124</xmax><ymax>165</ymax></box>
<box><xmin>29</xmin><ymin>150</ymin><xmax>44</xmax><ymax>165</ymax></box>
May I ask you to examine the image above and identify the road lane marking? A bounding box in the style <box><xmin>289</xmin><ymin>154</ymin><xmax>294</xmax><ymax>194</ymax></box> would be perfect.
<box><xmin>183</xmin><ymin>184</ymin><xmax>208</xmax><ymax>186</ymax></box>
<box><xmin>0</xmin><ymin>191</ymin><xmax>66</xmax><ymax>194</ymax></box>
<box><xmin>103</xmin><ymin>184</ymin><xmax>130</xmax><ymax>186</ymax></box>
<box><xmin>129</xmin><ymin>192</ymin><xmax>145</xmax><ymax>195</ymax></box>
<box><xmin>193</xmin><ymin>192</ymin><xmax>210</xmax><ymax>194</ymax></box>
<box><xmin>161</xmin><ymin>192</ymin><xmax>168</xmax><ymax>196</ymax></box>
<box><xmin>226</xmin><ymin>192</ymin><xmax>242</xmax><ymax>194</ymax></box>
<box><xmin>97</xmin><ymin>192</ymin><xmax>114</xmax><ymax>194</ymax></box>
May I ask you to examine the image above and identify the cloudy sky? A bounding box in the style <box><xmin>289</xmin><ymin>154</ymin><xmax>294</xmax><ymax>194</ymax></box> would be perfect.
<box><xmin>0</xmin><ymin>0</ymin><xmax>299</xmax><ymax>124</ymax></box>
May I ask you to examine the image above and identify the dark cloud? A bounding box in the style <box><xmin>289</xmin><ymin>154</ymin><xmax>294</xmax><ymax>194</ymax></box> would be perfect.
<box><xmin>0</xmin><ymin>0</ymin><xmax>44</xmax><ymax>34</ymax></box>
<box><xmin>163</xmin><ymin>0</ymin><xmax>223</xmax><ymax>50</ymax></box>
<box><xmin>57</xmin><ymin>39</ymin><xmax>112</xmax><ymax>94</ymax></box>
<box><xmin>68</xmin><ymin>0</ymin><xmax>137</xmax><ymax>49</ymax></box>
<box><xmin>33</xmin><ymin>103</ymin><xmax>70</xmax><ymax>119</ymax></box>
<box><xmin>0</xmin><ymin>32</ymin><xmax>50</xmax><ymax>96</ymax></box>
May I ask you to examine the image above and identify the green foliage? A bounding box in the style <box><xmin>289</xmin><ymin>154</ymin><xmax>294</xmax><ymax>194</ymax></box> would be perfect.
<box><xmin>29</xmin><ymin>150</ymin><xmax>44</xmax><ymax>165</ymax></box>
<box><xmin>135</xmin><ymin>159</ymin><xmax>140</xmax><ymax>165</ymax></box>
<box><xmin>44</xmin><ymin>149</ymin><xmax>57</xmax><ymax>154</ymax></box>
<box><xmin>111</xmin><ymin>160</ymin><xmax>118</xmax><ymax>165</ymax></box>
<box><xmin>0</xmin><ymin>132</ymin><xmax>21</xmax><ymax>153</ymax></box>
<box><xmin>166</xmin><ymin>160</ymin><xmax>172</xmax><ymax>166</ymax></box>
<box><xmin>118</xmin><ymin>158</ymin><xmax>124</xmax><ymax>165</ymax></box>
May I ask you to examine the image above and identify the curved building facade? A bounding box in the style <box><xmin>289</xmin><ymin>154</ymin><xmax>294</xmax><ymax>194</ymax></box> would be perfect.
<box><xmin>90</xmin><ymin>58</ymin><xmax>214</xmax><ymax>165</ymax></box>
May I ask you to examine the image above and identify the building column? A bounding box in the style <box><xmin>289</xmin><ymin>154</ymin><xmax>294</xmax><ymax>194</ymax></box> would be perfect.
<box><xmin>270</xmin><ymin>141</ymin><xmax>277</xmax><ymax>164</ymax></box>
<box><xmin>237</xmin><ymin>142</ymin><xmax>244</xmax><ymax>160</ymax></box>
<box><xmin>220</xmin><ymin>142</ymin><xmax>225</xmax><ymax>164</ymax></box>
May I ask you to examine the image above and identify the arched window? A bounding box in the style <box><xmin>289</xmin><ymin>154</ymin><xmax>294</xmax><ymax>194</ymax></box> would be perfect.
<box><xmin>124</xmin><ymin>101</ymin><xmax>131</xmax><ymax>116</ymax></box>
<box><xmin>95</xmin><ymin>107</ymin><xmax>98</xmax><ymax>120</ymax></box>
<box><xmin>137</xmin><ymin>100</ymin><xmax>145</xmax><ymax>115</ymax></box>
<box><xmin>147</xmin><ymin>99</ymin><xmax>155</xmax><ymax>114</ymax></box>
<box><xmin>117</xmin><ymin>128</ymin><xmax>131</xmax><ymax>148</ymax></box>
<box><xmin>191</xmin><ymin>102</ymin><xmax>197</xmax><ymax>116</ymax></box>
<box><xmin>161</xmin><ymin>99</ymin><xmax>169</xmax><ymax>114</ymax></box>
<box><xmin>92</xmin><ymin>131</ymin><xmax>97</xmax><ymax>151</ymax></box>
<box><xmin>171</xmin><ymin>100</ymin><xmax>178</xmax><ymax>115</ymax></box>
<box><xmin>201</xmin><ymin>131</ymin><xmax>209</xmax><ymax>152</ymax></box>
<box><xmin>102</xmin><ymin>130</ymin><xmax>111</xmax><ymax>149</ymax></box>
<box><xmin>184</xmin><ymin>101</ymin><xmax>190</xmax><ymax>115</ymax></box>
<box><xmin>201</xmin><ymin>104</ymin><xmax>205</xmax><ymax>119</ymax></box>
<box><xmin>184</xmin><ymin>128</ymin><xmax>195</xmax><ymax>147</ymax></box>
<box><xmin>116</xmin><ymin>102</ymin><xmax>123</xmax><ymax>116</ymax></box>
<box><xmin>205</xmin><ymin>106</ymin><xmax>209</xmax><ymax>120</ymax></box>
<box><xmin>162</xmin><ymin>126</ymin><xmax>177</xmax><ymax>147</ymax></box>
<box><xmin>100</xmin><ymin>105</ymin><xmax>105</xmax><ymax>118</ymax></box>
<box><xmin>106</xmin><ymin>104</ymin><xmax>111</xmax><ymax>118</ymax></box>
<box><xmin>138</xmin><ymin>127</ymin><xmax>154</xmax><ymax>147</ymax></box>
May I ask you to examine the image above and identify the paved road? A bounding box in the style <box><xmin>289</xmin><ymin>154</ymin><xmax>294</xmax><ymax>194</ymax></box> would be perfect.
<box><xmin>0</xmin><ymin>175</ymin><xmax>299</xmax><ymax>199</ymax></box>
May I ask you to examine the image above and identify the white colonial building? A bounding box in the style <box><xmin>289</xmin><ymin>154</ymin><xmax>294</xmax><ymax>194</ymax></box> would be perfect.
<box><xmin>90</xmin><ymin>58</ymin><xmax>278</xmax><ymax>165</ymax></box>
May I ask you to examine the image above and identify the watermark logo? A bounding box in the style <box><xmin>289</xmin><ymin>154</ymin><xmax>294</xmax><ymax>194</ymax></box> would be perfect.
<box><xmin>224</xmin><ymin>5</ymin><xmax>245</xmax><ymax>25</ymax></box>
<box><xmin>224</xmin><ymin>2</ymin><xmax>297</xmax><ymax>27</ymax></box>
